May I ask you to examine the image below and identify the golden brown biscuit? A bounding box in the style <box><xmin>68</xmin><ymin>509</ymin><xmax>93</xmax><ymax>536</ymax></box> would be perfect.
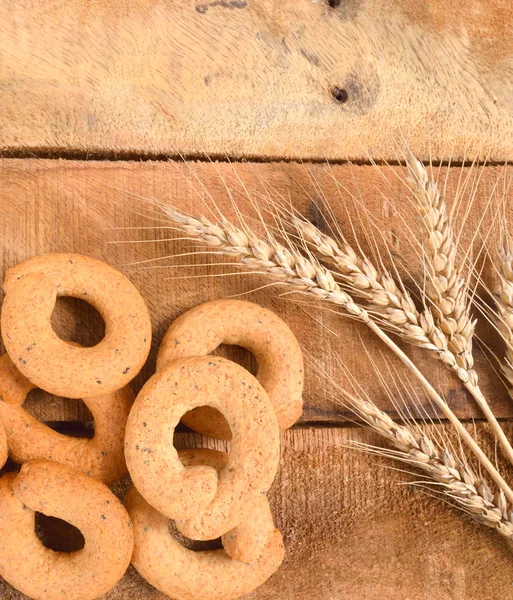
<box><xmin>125</xmin><ymin>450</ymin><xmax>284</xmax><ymax>600</ymax></box>
<box><xmin>1</xmin><ymin>253</ymin><xmax>152</xmax><ymax>398</ymax></box>
<box><xmin>157</xmin><ymin>299</ymin><xmax>303</xmax><ymax>439</ymax></box>
<box><xmin>0</xmin><ymin>420</ymin><xmax>6</xmax><ymax>469</ymax></box>
<box><xmin>0</xmin><ymin>353</ymin><xmax>132</xmax><ymax>484</ymax></box>
<box><xmin>125</xmin><ymin>356</ymin><xmax>280</xmax><ymax>541</ymax></box>
<box><xmin>0</xmin><ymin>460</ymin><xmax>134</xmax><ymax>600</ymax></box>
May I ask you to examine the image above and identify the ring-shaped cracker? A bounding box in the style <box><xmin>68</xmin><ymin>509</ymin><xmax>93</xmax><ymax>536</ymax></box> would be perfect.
<box><xmin>157</xmin><ymin>299</ymin><xmax>303</xmax><ymax>439</ymax></box>
<box><xmin>0</xmin><ymin>353</ymin><xmax>133</xmax><ymax>484</ymax></box>
<box><xmin>0</xmin><ymin>460</ymin><xmax>134</xmax><ymax>600</ymax></box>
<box><xmin>125</xmin><ymin>450</ymin><xmax>284</xmax><ymax>600</ymax></box>
<box><xmin>125</xmin><ymin>356</ymin><xmax>280</xmax><ymax>540</ymax></box>
<box><xmin>1</xmin><ymin>253</ymin><xmax>152</xmax><ymax>398</ymax></box>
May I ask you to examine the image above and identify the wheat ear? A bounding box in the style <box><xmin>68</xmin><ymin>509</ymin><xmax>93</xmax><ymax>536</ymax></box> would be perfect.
<box><xmin>494</xmin><ymin>235</ymin><xmax>513</xmax><ymax>395</ymax></box>
<box><xmin>406</xmin><ymin>155</ymin><xmax>513</xmax><ymax>467</ymax></box>
<box><xmin>406</xmin><ymin>153</ymin><xmax>476</xmax><ymax>378</ymax></box>
<box><xmin>296</xmin><ymin>218</ymin><xmax>458</xmax><ymax>370</ymax></box>
<box><xmin>163</xmin><ymin>208</ymin><xmax>368</xmax><ymax>320</ymax></box>
<box><xmin>347</xmin><ymin>394</ymin><xmax>513</xmax><ymax>538</ymax></box>
<box><xmin>159</xmin><ymin>203</ymin><xmax>513</xmax><ymax>504</ymax></box>
<box><xmin>344</xmin><ymin>392</ymin><xmax>513</xmax><ymax>539</ymax></box>
<box><xmin>297</xmin><ymin>158</ymin><xmax>513</xmax><ymax>467</ymax></box>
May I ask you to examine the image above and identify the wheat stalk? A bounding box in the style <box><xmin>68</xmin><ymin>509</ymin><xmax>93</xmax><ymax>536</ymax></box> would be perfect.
<box><xmin>494</xmin><ymin>235</ymin><xmax>513</xmax><ymax>395</ymax></box>
<box><xmin>291</xmin><ymin>159</ymin><xmax>513</xmax><ymax>468</ymax></box>
<box><xmin>406</xmin><ymin>154</ymin><xmax>476</xmax><ymax>374</ymax></box>
<box><xmin>347</xmin><ymin>394</ymin><xmax>513</xmax><ymax>539</ymax></box>
<box><xmin>159</xmin><ymin>202</ymin><xmax>513</xmax><ymax>504</ymax></box>
<box><xmin>318</xmin><ymin>346</ymin><xmax>513</xmax><ymax>538</ymax></box>
<box><xmin>296</xmin><ymin>210</ymin><xmax>513</xmax><ymax>463</ymax></box>
<box><xmin>295</xmin><ymin>218</ymin><xmax>459</xmax><ymax>372</ymax></box>
<box><xmin>293</xmin><ymin>161</ymin><xmax>473</xmax><ymax>382</ymax></box>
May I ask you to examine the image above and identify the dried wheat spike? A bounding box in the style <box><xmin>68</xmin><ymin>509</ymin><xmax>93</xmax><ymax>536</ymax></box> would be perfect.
<box><xmin>297</xmin><ymin>218</ymin><xmax>460</xmax><ymax>373</ymax></box>
<box><xmin>162</xmin><ymin>207</ymin><xmax>369</xmax><ymax>321</ymax></box>
<box><xmin>297</xmin><ymin>168</ymin><xmax>513</xmax><ymax>466</ymax></box>
<box><xmin>406</xmin><ymin>154</ymin><xmax>477</xmax><ymax>385</ymax></box>
<box><xmin>495</xmin><ymin>236</ymin><xmax>513</xmax><ymax>395</ymax></box>
<box><xmin>350</xmin><ymin>395</ymin><xmax>513</xmax><ymax>539</ymax></box>
<box><xmin>405</xmin><ymin>158</ymin><xmax>513</xmax><ymax>466</ymax></box>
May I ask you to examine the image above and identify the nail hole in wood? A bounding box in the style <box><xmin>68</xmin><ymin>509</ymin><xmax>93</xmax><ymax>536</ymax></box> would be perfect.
<box><xmin>328</xmin><ymin>0</ymin><xmax>341</xmax><ymax>7</ymax></box>
<box><xmin>331</xmin><ymin>86</ymin><xmax>348</xmax><ymax>103</ymax></box>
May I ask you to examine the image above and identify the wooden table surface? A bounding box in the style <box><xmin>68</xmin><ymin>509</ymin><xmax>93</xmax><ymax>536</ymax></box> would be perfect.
<box><xmin>1</xmin><ymin>2</ymin><xmax>513</xmax><ymax>599</ymax></box>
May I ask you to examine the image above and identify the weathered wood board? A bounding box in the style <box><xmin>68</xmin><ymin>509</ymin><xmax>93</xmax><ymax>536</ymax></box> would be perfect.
<box><xmin>2</xmin><ymin>159</ymin><xmax>513</xmax><ymax>598</ymax></box>
<box><xmin>2</xmin><ymin>425</ymin><xmax>513</xmax><ymax>600</ymax></box>
<box><xmin>1</xmin><ymin>158</ymin><xmax>512</xmax><ymax>424</ymax></box>
<box><xmin>1</xmin><ymin>0</ymin><xmax>513</xmax><ymax>161</ymax></box>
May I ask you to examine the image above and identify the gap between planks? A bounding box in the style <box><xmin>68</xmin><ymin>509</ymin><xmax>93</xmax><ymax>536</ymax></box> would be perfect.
<box><xmin>0</xmin><ymin>149</ymin><xmax>506</xmax><ymax>168</ymax></box>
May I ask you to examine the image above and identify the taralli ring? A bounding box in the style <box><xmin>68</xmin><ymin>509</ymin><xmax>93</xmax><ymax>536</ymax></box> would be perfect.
<box><xmin>157</xmin><ymin>299</ymin><xmax>303</xmax><ymax>439</ymax></box>
<box><xmin>125</xmin><ymin>356</ymin><xmax>280</xmax><ymax>540</ymax></box>
<box><xmin>0</xmin><ymin>353</ymin><xmax>133</xmax><ymax>484</ymax></box>
<box><xmin>125</xmin><ymin>450</ymin><xmax>285</xmax><ymax>600</ymax></box>
<box><xmin>1</xmin><ymin>253</ymin><xmax>152</xmax><ymax>398</ymax></box>
<box><xmin>0</xmin><ymin>460</ymin><xmax>134</xmax><ymax>600</ymax></box>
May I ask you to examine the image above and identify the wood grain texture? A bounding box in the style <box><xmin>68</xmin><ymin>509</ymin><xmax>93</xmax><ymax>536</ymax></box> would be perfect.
<box><xmin>1</xmin><ymin>158</ymin><xmax>512</xmax><ymax>424</ymax></box>
<box><xmin>2</xmin><ymin>425</ymin><xmax>513</xmax><ymax>599</ymax></box>
<box><xmin>1</xmin><ymin>0</ymin><xmax>513</xmax><ymax>161</ymax></box>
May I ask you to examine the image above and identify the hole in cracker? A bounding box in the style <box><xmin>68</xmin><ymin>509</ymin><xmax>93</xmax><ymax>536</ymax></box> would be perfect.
<box><xmin>167</xmin><ymin>520</ymin><xmax>223</xmax><ymax>551</ymax></box>
<box><xmin>24</xmin><ymin>389</ymin><xmax>93</xmax><ymax>438</ymax></box>
<box><xmin>180</xmin><ymin>406</ymin><xmax>232</xmax><ymax>440</ymax></box>
<box><xmin>0</xmin><ymin>457</ymin><xmax>19</xmax><ymax>476</ymax></box>
<box><xmin>51</xmin><ymin>296</ymin><xmax>105</xmax><ymax>347</ymax></box>
<box><xmin>212</xmin><ymin>344</ymin><xmax>258</xmax><ymax>377</ymax></box>
<box><xmin>45</xmin><ymin>421</ymin><xmax>94</xmax><ymax>439</ymax></box>
<box><xmin>35</xmin><ymin>513</ymin><xmax>85</xmax><ymax>552</ymax></box>
<box><xmin>173</xmin><ymin>439</ymin><xmax>230</xmax><ymax>472</ymax></box>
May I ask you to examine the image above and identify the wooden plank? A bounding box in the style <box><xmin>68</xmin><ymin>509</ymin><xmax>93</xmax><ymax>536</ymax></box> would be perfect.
<box><xmin>0</xmin><ymin>158</ymin><xmax>512</xmax><ymax>424</ymax></box>
<box><xmin>2</xmin><ymin>425</ymin><xmax>513</xmax><ymax>599</ymax></box>
<box><xmin>1</xmin><ymin>0</ymin><xmax>513</xmax><ymax>161</ymax></box>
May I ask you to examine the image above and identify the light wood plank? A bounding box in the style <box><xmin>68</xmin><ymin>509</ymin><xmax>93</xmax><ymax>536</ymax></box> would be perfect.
<box><xmin>1</xmin><ymin>0</ymin><xmax>513</xmax><ymax>160</ymax></box>
<box><xmin>2</xmin><ymin>425</ymin><xmax>513</xmax><ymax>599</ymax></box>
<box><xmin>1</xmin><ymin>158</ymin><xmax>512</xmax><ymax>423</ymax></box>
